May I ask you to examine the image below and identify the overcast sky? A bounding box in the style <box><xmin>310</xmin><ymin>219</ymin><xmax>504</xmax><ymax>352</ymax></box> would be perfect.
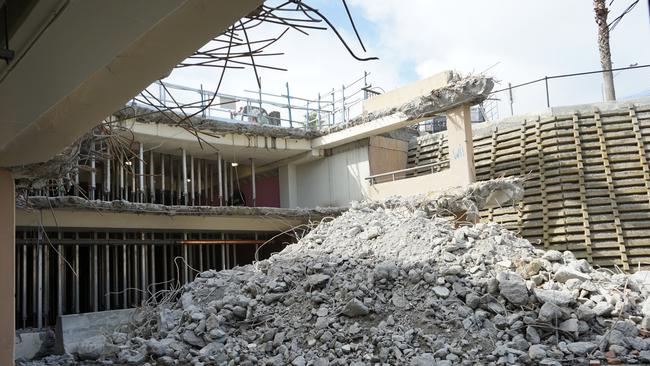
<box><xmin>165</xmin><ymin>0</ymin><xmax>650</xmax><ymax>120</ymax></box>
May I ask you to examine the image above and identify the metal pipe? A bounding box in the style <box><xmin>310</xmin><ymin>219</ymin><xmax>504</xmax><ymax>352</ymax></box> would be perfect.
<box><xmin>218</xmin><ymin>154</ymin><xmax>223</xmax><ymax>206</ymax></box>
<box><xmin>141</xmin><ymin>233</ymin><xmax>147</xmax><ymax>303</ymax></box>
<box><xmin>57</xmin><ymin>232</ymin><xmax>63</xmax><ymax>316</ymax></box>
<box><xmin>221</xmin><ymin>233</ymin><xmax>226</xmax><ymax>270</ymax></box>
<box><xmin>93</xmin><ymin>233</ymin><xmax>98</xmax><ymax>312</ymax></box>
<box><xmin>74</xmin><ymin>237</ymin><xmax>79</xmax><ymax>313</ymax></box>
<box><xmin>90</xmin><ymin>140</ymin><xmax>96</xmax><ymax>200</ymax></box>
<box><xmin>163</xmin><ymin>236</ymin><xmax>168</xmax><ymax>290</ymax></box>
<box><xmin>150</xmin><ymin>151</ymin><xmax>155</xmax><ymax>203</ymax></box>
<box><xmin>122</xmin><ymin>240</ymin><xmax>127</xmax><ymax>308</ymax></box>
<box><xmin>139</xmin><ymin>142</ymin><xmax>144</xmax><ymax>202</ymax></box>
<box><xmin>190</xmin><ymin>155</ymin><xmax>195</xmax><ymax>205</ymax></box>
<box><xmin>112</xmin><ymin>245</ymin><xmax>118</xmax><ymax>308</ymax></box>
<box><xmin>133</xmin><ymin>244</ymin><xmax>139</xmax><ymax>304</ymax></box>
<box><xmin>182</xmin><ymin>149</ymin><xmax>188</xmax><ymax>205</ymax></box>
<box><xmin>22</xmin><ymin>242</ymin><xmax>26</xmax><ymax>327</ymax></box>
<box><xmin>37</xmin><ymin>226</ymin><xmax>43</xmax><ymax>328</ymax></box>
<box><xmin>233</xmin><ymin>245</ymin><xmax>237</xmax><ymax>268</ymax></box>
<box><xmin>105</xmin><ymin>244</ymin><xmax>110</xmax><ymax>310</ymax></box>
<box><xmin>43</xmin><ymin>238</ymin><xmax>49</xmax><ymax>326</ymax></box>
<box><xmin>183</xmin><ymin>233</ymin><xmax>189</xmax><ymax>283</ymax></box>
<box><xmin>251</xmin><ymin>158</ymin><xmax>256</xmax><ymax>207</ymax></box>
<box><xmin>150</xmin><ymin>243</ymin><xmax>155</xmax><ymax>294</ymax></box>
<box><xmin>286</xmin><ymin>82</ymin><xmax>293</xmax><ymax>127</ymax></box>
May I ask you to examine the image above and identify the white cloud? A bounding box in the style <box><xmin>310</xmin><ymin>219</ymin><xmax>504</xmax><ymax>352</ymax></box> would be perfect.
<box><xmin>164</xmin><ymin>1</ymin><xmax>650</xmax><ymax>120</ymax></box>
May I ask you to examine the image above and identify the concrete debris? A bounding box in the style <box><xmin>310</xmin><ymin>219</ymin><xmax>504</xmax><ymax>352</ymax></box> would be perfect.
<box><xmin>21</xmin><ymin>178</ymin><xmax>650</xmax><ymax>365</ymax></box>
<box><xmin>16</xmin><ymin>195</ymin><xmax>345</xmax><ymax>219</ymax></box>
<box><xmin>115</xmin><ymin>105</ymin><xmax>324</xmax><ymax>139</ymax></box>
<box><xmin>10</xmin><ymin>143</ymin><xmax>80</xmax><ymax>191</ymax></box>
<box><xmin>335</xmin><ymin>72</ymin><xmax>494</xmax><ymax>133</ymax></box>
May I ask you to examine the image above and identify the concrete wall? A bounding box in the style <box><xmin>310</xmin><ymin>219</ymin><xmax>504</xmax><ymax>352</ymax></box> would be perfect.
<box><xmin>362</xmin><ymin>71</ymin><xmax>453</xmax><ymax>114</ymax></box>
<box><xmin>295</xmin><ymin>141</ymin><xmax>370</xmax><ymax>207</ymax></box>
<box><xmin>239</xmin><ymin>172</ymin><xmax>281</xmax><ymax>208</ymax></box>
<box><xmin>368</xmin><ymin>136</ymin><xmax>408</xmax><ymax>177</ymax></box>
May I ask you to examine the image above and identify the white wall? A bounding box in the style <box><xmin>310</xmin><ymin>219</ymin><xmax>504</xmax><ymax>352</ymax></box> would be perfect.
<box><xmin>295</xmin><ymin>143</ymin><xmax>370</xmax><ymax>207</ymax></box>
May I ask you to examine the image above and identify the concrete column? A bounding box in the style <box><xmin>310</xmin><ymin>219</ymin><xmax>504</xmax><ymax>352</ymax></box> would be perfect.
<box><xmin>217</xmin><ymin>154</ymin><xmax>223</xmax><ymax>206</ymax></box>
<box><xmin>106</xmin><ymin>157</ymin><xmax>111</xmax><ymax>200</ymax></box>
<box><xmin>445</xmin><ymin>104</ymin><xmax>476</xmax><ymax>186</ymax></box>
<box><xmin>182</xmin><ymin>149</ymin><xmax>188</xmax><ymax>204</ymax></box>
<box><xmin>250</xmin><ymin>158</ymin><xmax>256</xmax><ymax>207</ymax></box>
<box><xmin>161</xmin><ymin>154</ymin><xmax>166</xmax><ymax>205</ymax></box>
<box><xmin>90</xmin><ymin>140</ymin><xmax>96</xmax><ymax>200</ymax></box>
<box><xmin>190</xmin><ymin>155</ymin><xmax>195</xmax><ymax>205</ymax></box>
<box><xmin>138</xmin><ymin>142</ymin><xmax>145</xmax><ymax>202</ymax></box>
<box><xmin>0</xmin><ymin>168</ymin><xmax>15</xmax><ymax>363</ymax></box>
<box><xmin>149</xmin><ymin>151</ymin><xmax>155</xmax><ymax>203</ymax></box>
<box><xmin>279</xmin><ymin>163</ymin><xmax>298</xmax><ymax>208</ymax></box>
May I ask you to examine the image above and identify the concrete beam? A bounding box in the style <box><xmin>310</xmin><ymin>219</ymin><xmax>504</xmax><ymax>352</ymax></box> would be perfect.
<box><xmin>122</xmin><ymin>120</ymin><xmax>312</xmax><ymax>164</ymax></box>
<box><xmin>0</xmin><ymin>0</ymin><xmax>263</xmax><ymax>166</ymax></box>
<box><xmin>17</xmin><ymin>208</ymin><xmax>307</xmax><ymax>232</ymax></box>
<box><xmin>362</xmin><ymin>71</ymin><xmax>453</xmax><ymax>114</ymax></box>
<box><xmin>313</xmin><ymin>73</ymin><xmax>494</xmax><ymax>150</ymax></box>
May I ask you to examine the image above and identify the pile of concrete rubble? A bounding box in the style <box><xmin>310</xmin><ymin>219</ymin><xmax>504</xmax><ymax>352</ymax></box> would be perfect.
<box><xmin>22</xmin><ymin>180</ymin><xmax>650</xmax><ymax>366</ymax></box>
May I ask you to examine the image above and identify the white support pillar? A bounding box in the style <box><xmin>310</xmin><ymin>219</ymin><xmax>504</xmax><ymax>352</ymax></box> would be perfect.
<box><xmin>279</xmin><ymin>164</ymin><xmax>298</xmax><ymax>208</ymax></box>
<box><xmin>217</xmin><ymin>154</ymin><xmax>223</xmax><ymax>206</ymax></box>
<box><xmin>138</xmin><ymin>142</ymin><xmax>145</xmax><ymax>202</ymax></box>
<box><xmin>106</xmin><ymin>157</ymin><xmax>111</xmax><ymax>200</ymax></box>
<box><xmin>182</xmin><ymin>148</ymin><xmax>188</xmax><ymax>205</ymax></box>
<box><xmin>161</xmin><ymin>154</ymin><xmax>166</xmax><ymax>205</ymax></box>
<box><xmin>224</xmin><ymin>160</ymin><xmax>229</xmax><ymax>206</ymax></box>
<box><xmin>445</xmin><ymin>104</ymin><xmax>476</xmax><ymax>186</ymax></box>
<box><xmin>197</xmin><ymin>159</ymin><xmax>202</xmax><ymax>205</ymax></box>
<box><xmin>229</xmin><ymin>164</ymin><xmax>234</xmax><ymax>202</ymax></box>
<box><xmin>251</xmin><ymin>158</ymin><xmax>256</xmax><ymax>207</ymax></box>
<box><xmin>190</xmin><ymin>155</ymin><xmax>195</xmax><ymax>205</ymax></box>
<box><xmin>149</xmin><ymin>151</ymin><xmax>155</xmax><ymax>203</ymax></box>
<box><xmin>90</xmin><ymin>140</ymin><xmax>96</xmax><ymax>200</ymax></box>
<box><xmin>0</xmin><ymin>169</ymin><xmax>15</xmax><ymax>363</ymax></box>
<box><xmin>119</xmin><ymin>161</ymin><xmax>124</xmax><ymax>200</ymax></box>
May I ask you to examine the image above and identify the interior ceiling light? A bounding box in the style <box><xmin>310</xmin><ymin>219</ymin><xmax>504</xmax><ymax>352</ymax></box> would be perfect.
<box><xmin>125</xmin><ymin>161</ymin><xmax>133</xmax><ymax>166</ymax></box>
<box><xmin>231</xmin><ymin>162</ymin><xmax>239</xmax><ymax>167</ymax></box>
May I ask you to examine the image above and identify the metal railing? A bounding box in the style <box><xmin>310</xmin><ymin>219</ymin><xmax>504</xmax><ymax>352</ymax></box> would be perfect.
<box><xmin>131</xmin><ymin>71</ymin><xmax>378</xmax><ymax>131</ymax></box>
<box><xmin>487</xmin><ymin>63</ymin><xmax>650</xmax><ymax>120</ymax></box>
<box><xmin>365</xmin><ymin>160</ymin><xmax>450</xmax><ymax>185</ymax></box>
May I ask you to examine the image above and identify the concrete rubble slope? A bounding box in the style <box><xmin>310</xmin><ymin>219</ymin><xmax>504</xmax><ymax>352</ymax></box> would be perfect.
<box><xmin>19</xmin><ymin>178</ymin><xmax>650</xmax><ymax>366</ymax></box>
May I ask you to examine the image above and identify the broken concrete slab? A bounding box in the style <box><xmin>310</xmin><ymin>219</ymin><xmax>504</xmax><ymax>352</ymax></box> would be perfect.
<box><xmin>55</xmin><ymin>308</ymin><xmax>134</xmax><ymax>355</ymax></box>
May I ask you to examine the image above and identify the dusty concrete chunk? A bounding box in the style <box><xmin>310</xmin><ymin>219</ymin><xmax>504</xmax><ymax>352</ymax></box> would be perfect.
<box><xmin>567</xmin><ymin>341</ymin><xmax>597</xmax><ymax>355</ymax></box>
<box><xmin>342</xmin><ymin>298</ymin><xmax>369</xmax><ymax>317</ymax></box>
<box><xmin>497</xmin><ymin>271</ymin><xmax>528</xmax><ymax>305</ymax></box>
<box><xmin>534</xmin><ymin>288</ymin><xmax>575</xmax><ymax>307</ymax></box>
<box><xmin>553</xmin><ymin>267</ymin><xmax>591</xmax><ymax>283</ymax></box>
<box><xmin>432</xmin><ymin>286</ymin><xmax>450</xmax><ymax>298</ymax></box>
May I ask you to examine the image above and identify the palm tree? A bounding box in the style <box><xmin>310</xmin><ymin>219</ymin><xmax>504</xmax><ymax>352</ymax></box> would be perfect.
<box><xmin>594</xmin><ymin>0</ymin><xmax>616</xmax><ymax>101</ymax></box>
